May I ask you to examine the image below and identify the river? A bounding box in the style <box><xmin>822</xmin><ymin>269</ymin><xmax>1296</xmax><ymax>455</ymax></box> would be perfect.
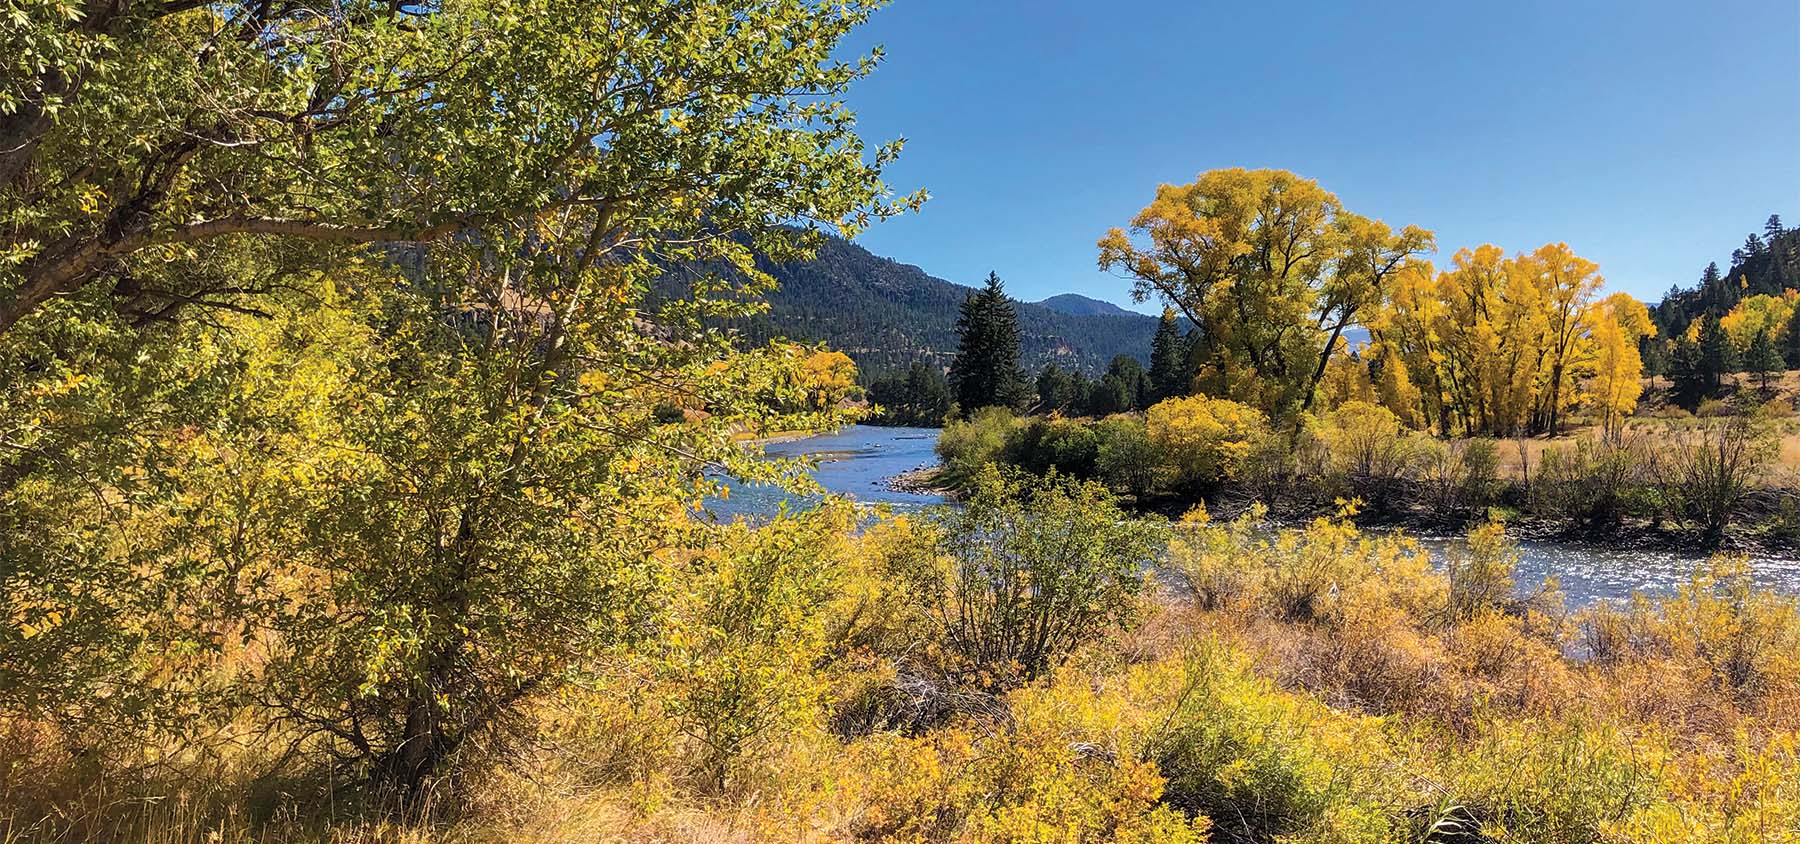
<box><xmin>710</xmin><ymin>425</ymin><xmax>1800</xmax><ymax>606</ymax></box>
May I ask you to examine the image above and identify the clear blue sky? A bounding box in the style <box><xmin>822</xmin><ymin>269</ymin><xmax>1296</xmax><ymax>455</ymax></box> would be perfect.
<box><xmin>840</xmin><ymin>0</ymin><xmax>1800</xmax><ymax>310</ymax></box>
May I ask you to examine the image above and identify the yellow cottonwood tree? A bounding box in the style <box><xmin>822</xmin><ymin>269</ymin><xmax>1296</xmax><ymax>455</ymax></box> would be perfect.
<box><xmin>1586</xmin><ymin>293</ymin><xmax>1655</xmax><ymax>438</ymax></box>
<box><xmin>1376</xmin><ymin>243</ymin><xmax>1631</xmax><ymax>436</ymax></box>
<box><xmin>1098</xmin><ymin>169</ymin><xmax>1430</xmax><ymax>419</ymax></box>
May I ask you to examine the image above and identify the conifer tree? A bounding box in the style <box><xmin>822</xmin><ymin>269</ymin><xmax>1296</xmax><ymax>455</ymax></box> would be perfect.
<box><xmin>1786</xmin><ymin>304</ymin><xmax>1800</xmax><ymax>369</ymax></box>
<box><xmin>1640</xmin><ymin>336</ymin><xmax>1668</xmax><ymax>388</ymax></box>
<box><xmin>1700</xmin><ymin>262</ymin><xmax>1727</xmax><ymax>313</ymax></box>
<box><xmin>1669</xmin><ymin>337</ymin><xmax>1708</xmax><ymax>409</ymax></box>
<box><xmin>1147</xmin><ymin>308</ymin><xmax>1185</xmax><ymax>401</ymax></box>
<box><xmin>1181</xmin><ymin>329</ymin><xmax>1206</xmax><ymax>395</ymax></box>
<box><xmin>948</xmin><ymin>272</ymin><xmax>1029</xmax><ymax>415</ymax></box>
<box><xmin>1036</xmin><ymin>364</ymin><xmax>1078</xmax><ymax>414</ymax></box>
<box><xmin>1746</xmin><ymin>330</ymin><xmax>1783</xmax><ymax>394</ymax></box>
<box><xmin>1086</xmin><ymin>355</ymin><xmax>1150</xmax><ymax>416</ymax></box>
<box><xmin>1697</xmin><ymin>313</ymin><xmax>1737</xmax><ymax>394</ymax></box>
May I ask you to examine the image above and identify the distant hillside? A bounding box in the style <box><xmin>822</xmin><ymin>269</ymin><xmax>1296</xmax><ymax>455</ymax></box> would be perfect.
<box><xmin>1652</xmin><ymin>216</ymin><xmax>1797</xmax><ymax>338</ymax></box>
<box><xmin>1035</xmin><ymin>293</ymin><xmax>1139</xmax><ymax>318</ymax></box>
<box><xmin>712</xmin><ymin>236</ymin><xmax>1161</xmax><ymax>377</ymax></box>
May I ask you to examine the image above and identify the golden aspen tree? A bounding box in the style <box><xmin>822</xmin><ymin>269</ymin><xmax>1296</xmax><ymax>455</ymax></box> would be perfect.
<box><xmin>1719</xmin><ymin>291</ymin><xmax>1798</xmax><ymax>352</ymax></box>
<box><xmin>1376</xmin><ymin>244</ymin><xmax>1618</xmax><ymax>436</ymax></box>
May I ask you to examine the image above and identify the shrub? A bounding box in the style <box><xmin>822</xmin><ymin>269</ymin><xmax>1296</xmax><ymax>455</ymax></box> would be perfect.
<box><xmin>1443</xmin><ymin>523</ymin><xmax>1517</xmax><ymax>624</ymax></box>
<box><xmin>658</xmin><ymin>505</ymin><xmax>850</xmax><ymax>792</ymax></box>
<box><xmin>1655</xmin><ymin>417</ymin><xmax>1777</xmax><ymax>540</ymax></box>
<box><xmin>1146</xmin><ymin>650</ymin><xmax>1382</xmax><ymax>844</ymax></box>
<box><xmin>1314</xmin><ymin>401</ymin><xmax>1422</xmax><ymax>504</ymax></box>
<box><xmin>1165</xmin><ymin>506</ymin><xmax>1262</xmax><ymax>611</ymax></box>
<box><xmin>851</xmin><ymin>657</ymin><xmax>1216</xmax><ymax>843</ymax></box>
<box><xmin>1531</xmin><ymin>433</ymin><xmax>1653</xmax><ymax>528</ymax></box>
<box><xmin>916</xmin><ymin>467</ymin><xmax>1166</xmax><ymax>691</ymax></box>
<box><xmin>1145</xmin><ymin>395</ymin><xmax>1271</xmax><ymax>489</ymax></box>
<box><xmin>1658</xmin><ymin>556</ymin><xmax>1800</xmax><ymax>706</ymax></box>
<box><xmin>936</xmin><ymin>405</ymin><xmax>1017</xmax><ymax>487</ymax></box>
<box><xmin>1095</xmin><ymin>415</ymin><xmax>1162</xmax><ymax>501</ymax></box>
<box><xmin>1423</xmin><ymin>720</ymin><xmax>1661</xmax><ymax>844</ymax></box>
<box><xmin>1003</xmin><ymin>416</ymin><xmax>1101</xmax><ymax>478</ymax></box>
<box><xmin>1415</xmin><ymin>437</ymin><xmax>1501</xmax><ymax>516</ymax></box>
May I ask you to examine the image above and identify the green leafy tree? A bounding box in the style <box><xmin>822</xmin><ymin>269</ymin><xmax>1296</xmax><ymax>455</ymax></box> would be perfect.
<box><xmin>0</xmin><ymin>0</ymin><xmax>913</xmax><ymax>796</ymax></box>
<box><xmin>0</xmin><ymin>0</ymin><xmax>918</xmax><ymax>336</ymax></box>
<box><xmin>948</xmin><ymin>272</ymin><xmax>1028</xmax><ymax>414</ymax></box>
<box><xmin>1095</xmin><ymin>416</ymin><xmax>1160</xmax><ymax>501</ymax></box>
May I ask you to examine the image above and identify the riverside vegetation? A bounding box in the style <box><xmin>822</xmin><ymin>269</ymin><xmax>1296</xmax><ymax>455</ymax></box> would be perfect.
<box><xmin>4</xmin><ymin>0</ymin><xmax>1800</xmax><ymax>841</ymax></box>
<box><xmin>936</xmin><ymin>400</ymin><xmax>1800</xmax><ymax>548</ymax></box>
<box><xmin>920</xmin><ymin>170</ymin><xmax>1799</xmax><ymax>549</ymax></box>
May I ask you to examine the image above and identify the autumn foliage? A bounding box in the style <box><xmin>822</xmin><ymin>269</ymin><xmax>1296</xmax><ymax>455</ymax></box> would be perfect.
<box><xmin>1101</xmin><ymin>169</ymin><xmax>1662</xmax><ymax>437</ymax></box>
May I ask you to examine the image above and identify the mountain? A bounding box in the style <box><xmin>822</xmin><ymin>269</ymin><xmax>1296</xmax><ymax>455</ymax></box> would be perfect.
<box><xmin>712</xmin><ymin>236</ymin><xmax>1162</xmax><ymax>377</ymax></box>
<box><xmin>1035</xmin><ymin>293</ymin><xmax>1139</xmax><ymax>318</ymax></box>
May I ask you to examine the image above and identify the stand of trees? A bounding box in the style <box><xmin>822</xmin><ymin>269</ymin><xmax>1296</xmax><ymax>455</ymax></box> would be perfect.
<box><xmin>1646</xmin><ymin>216</ymin><xmax>1800</xmax><ymax>406</ymax></box>
<box><xmin>1097</xmin><ymin>169</ymin><xmax>1680</xmax><ymax>435</ymax></box>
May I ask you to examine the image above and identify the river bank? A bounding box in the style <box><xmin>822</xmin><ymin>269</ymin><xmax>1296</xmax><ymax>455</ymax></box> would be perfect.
<box><xmin>735</xmin><ymin>425</ymin><xmax>1800</xmax><ymax>604</ymax></box>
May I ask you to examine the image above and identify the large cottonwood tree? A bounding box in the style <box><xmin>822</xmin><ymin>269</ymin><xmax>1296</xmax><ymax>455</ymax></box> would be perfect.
<box><xmin>1097</xmin><ymin>168</ymin><xmax>1431</xmax><ymax>419</ymax></box>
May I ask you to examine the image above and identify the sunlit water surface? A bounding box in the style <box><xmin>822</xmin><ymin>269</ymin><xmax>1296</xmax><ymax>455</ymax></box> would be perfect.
<box><xmin>708</xmin><ymin>426</ymin><xmax>1800</xmax><ymax>606</ymax></box>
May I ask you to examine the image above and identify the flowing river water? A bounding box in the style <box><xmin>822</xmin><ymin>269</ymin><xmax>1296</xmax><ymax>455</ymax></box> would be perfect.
<box><xmin>711</xmin><ymin>425</ymin><xmax>1800</xmax><ymax>606</ymax></box>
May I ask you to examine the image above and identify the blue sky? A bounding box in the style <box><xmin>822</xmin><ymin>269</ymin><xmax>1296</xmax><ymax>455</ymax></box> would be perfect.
<box><xmin>839</xmin><ymin>0</ymin><xmax>1800</xmax><ymax>310</ymax></box>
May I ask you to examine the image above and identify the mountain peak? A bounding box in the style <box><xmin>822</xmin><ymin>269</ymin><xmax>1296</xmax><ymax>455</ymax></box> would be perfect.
<box><xmin>1035</xmin><ymin>293</ymin><xmax>1137</xmax><ymax>318</ymax></box>
<box><xmin>690</xmin><ymin>236</ymin><xmax>1160</xmax><ymax>376</ymax></box>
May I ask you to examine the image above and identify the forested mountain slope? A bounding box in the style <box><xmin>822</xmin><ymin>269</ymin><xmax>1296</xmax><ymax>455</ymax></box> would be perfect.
<box><xmin>712</xmin><ymin>236</ymin><xmax>1160</xmax><ymax>376</ymax></box>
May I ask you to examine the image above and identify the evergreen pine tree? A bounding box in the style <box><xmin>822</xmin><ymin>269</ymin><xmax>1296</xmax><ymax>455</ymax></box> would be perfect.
<box><xmin>1746</xmin><ymin>330</ymin><xmax>1782</xmax><ymax>394</ymax></box>
<box><xmin>1669</xmin><ymin>337</ymin><xmax>1707</xmax><ymax>409</ymax></box>
<box><xmin>1639</xmin><ymin>336</ymin><xmax>1667</xmax><ymax>388</ymax></box>
<box><xmin>947</xmin><ymin>272</ymin><xmax>1028</xmax><ymax>415</ymax></box>
<box><xmin>1786</xmin><ymin>305</ymin><xmax>1800</xmax><ymax>369</ymax></box>
<box><xmin>1767</xmin><ymin>214</ymin><xmax>1786</xmax><ymax>242</ymax></box>
<box><xmin>1087</xmin><ymin>355</ymin><xmax>1150</xmax><ymax>416</ymax></box>
<box><xmin>1700</xmin><ymin>262</ymin><xmax>1726</xmax><ymax>313</ymax></box>
<box><xmin>1069</xmin><ymin>370</ymin><xmax>1094</xmax><ymax>416</ymax></box>
<box><xmin>1036</xmin><ymin>364</ymin><xmax>1077</xmax><ymax>415</ymax></box>
<box><xmin>1697</xmin><ymin>313</ymin><xmax>1737</xmax><ymax>394</ymax></box>
<box><xmin>866</xmin><ymin>362</ymin><xmax>951</xmax><ymax>426</ymax></box>
<box><xmin>1147</xmin><ymin>308</ymin><xmax>1184</xmax><ymax>401</ymax></box>
<box><xmin>1181</xmin><ymin>329</ymin><xmax>1206</xmax><ymax>396</ymax></box>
